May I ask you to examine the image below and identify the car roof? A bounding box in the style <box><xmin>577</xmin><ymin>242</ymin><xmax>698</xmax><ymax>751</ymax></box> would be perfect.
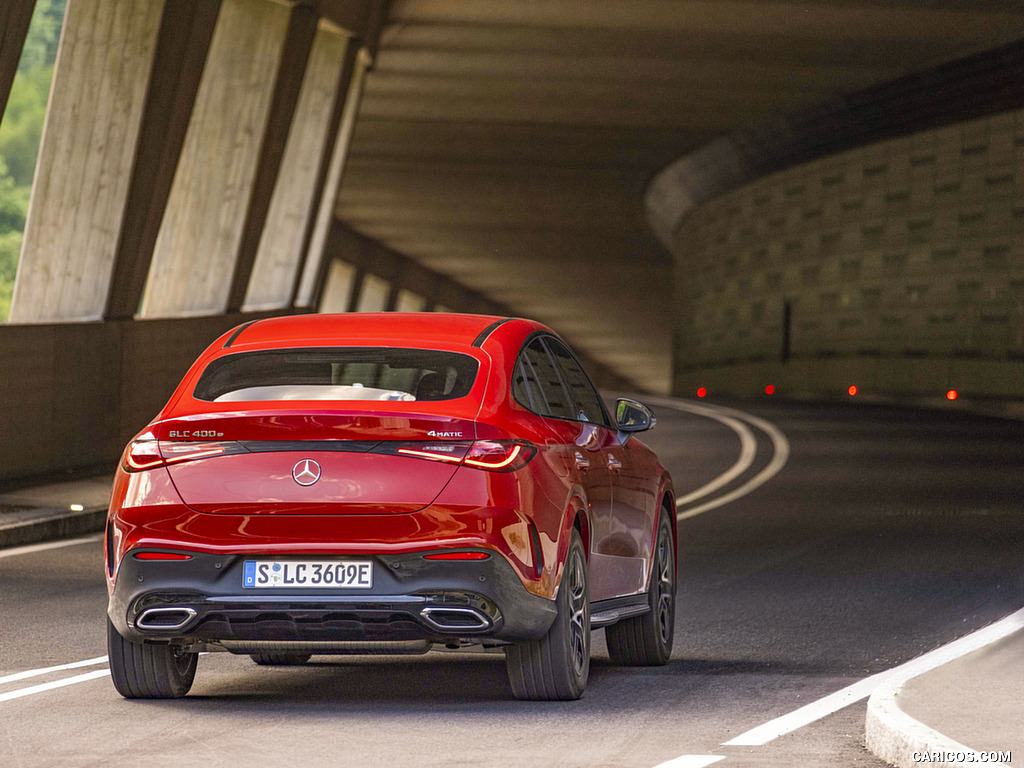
<box><xmin>224</xmin><ymin>313</ymin><xmax>515</xmax><ymax>350</ymax></box>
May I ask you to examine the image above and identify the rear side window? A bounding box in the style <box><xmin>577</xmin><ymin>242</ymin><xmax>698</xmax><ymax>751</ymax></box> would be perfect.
<box><xmin>545</xmin><ymin>338</ymin><xmax>610</xmax><ymax>427</ymax></box>
<box><xmin>512</xmin><ymin>338</ymin><xmax>573</xmax><ymax>419</ymax></box>
<box><xmin>193</xmin><ymin>348</ymin><xmax>479</xmax><ymax>402</ymax></box>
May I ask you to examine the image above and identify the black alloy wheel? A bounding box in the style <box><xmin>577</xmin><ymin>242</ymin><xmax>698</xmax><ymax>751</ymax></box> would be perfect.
<box><xmin>506</xmin><ymin>528</ymin><xmax>590</xmax><ymax>700</ymax></box>
<box><xmin>606</xmin><ymin>509</ymin><xmax>675</xmax><ymax>665</ymax></box>
<box><xmin>107</xmin><ymin>618</ymin><xmax>198</xmax><ymax>698</ymax></box>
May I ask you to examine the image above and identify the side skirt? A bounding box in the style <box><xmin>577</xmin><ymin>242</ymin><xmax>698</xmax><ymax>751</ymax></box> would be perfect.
<box><xmin>590</xmin><ymin>595</ymin><xmax>649</xmax><ymax>629</ymax></box>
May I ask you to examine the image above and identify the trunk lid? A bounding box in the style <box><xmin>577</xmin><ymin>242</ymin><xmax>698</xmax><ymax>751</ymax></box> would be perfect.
<box><xmin>156</xmin><ymin>410</ymin><xmax>476</xmax><ymax>515</ymax></box>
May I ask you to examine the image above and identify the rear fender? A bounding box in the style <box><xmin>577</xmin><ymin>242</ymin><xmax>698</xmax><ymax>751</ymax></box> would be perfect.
<box><xmin>551</xmin><ymin>489</ymin><xmax>589</xmax><ymax>598</ymax></box>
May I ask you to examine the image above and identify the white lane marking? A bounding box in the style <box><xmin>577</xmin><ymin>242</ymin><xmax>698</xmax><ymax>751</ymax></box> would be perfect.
<box><xmin>0</xmin><ymin>669</ymin><xmax>109</xmax><ymax>703</ymax></box>
<box><xmin>0</xmin><ymin>656</ymin><xmax>109</xmax><ymax>686</ymax></box>
<box><xmin>0</xmin><ymin>534</ymin><xmax>103</xmax><ymax>560</ymax></box>
<box><xmin>652</xmin><ymin>755</ymin><xmax>726</xmax><ymax>768</ymax></box>
<box><xmin>671</xmin><ymin>411</ymin><xmax>756</xmax><ymax>507</ymax></box>
<box><xmin>644</xmin><ymin>398</ymin><xmax>790</xmax><ymax>520</ymax></box>
<box><xmin>723</xmin><ymin>605</ymin><xmax>1024</xmax><ymax>746</ymax></box>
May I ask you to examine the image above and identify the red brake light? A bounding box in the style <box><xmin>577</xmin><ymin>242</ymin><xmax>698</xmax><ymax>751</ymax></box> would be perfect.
<box><xmin>392</xmin><ymin>440</ymin><xmax>535</xmax><ymax>472</ymax></box>
<box><xmin>123</xmin><ymin>440</ymin><xmax>163</xmax><ymax>471</ymax></box>
<box><xmin>423</xmin><ymin>552</ymin><xmax>491</xmax><ymax>560</ymax></box>
<box><xmin>463</xmin><ymin>440</ymin><xmax>535</xmax><ymax>472</ymax></box>
<box><xmin>122</xmin><ymin>440</ymin><xmax>245</xmax><ymax>472</ymax></box>
<box><xmin>396</xmin><ymin>443</ymin><xmax>471</xmax><ymax>464</ymax></box>
<box><xmin>133</xmin><ymin>552</ymin><xmax>193</xmax><ymax>561</ymax></box>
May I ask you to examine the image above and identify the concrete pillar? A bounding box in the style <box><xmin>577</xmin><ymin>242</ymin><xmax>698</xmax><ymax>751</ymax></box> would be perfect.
<box><xmin>355</xmin><ymin>273</ymin><xmax>390</xmax><ymax>311</ymax></box>
<box><xmin>139</xmin><ymin>0</ymin><xmax>290</xmax><ymax>318</ymax></box>
<box><xmin>319</xmin><ymin>259</ymin><xmax>357</xmax><ymax>313</ymax></box>
<box><xmin>395</xmin><ymin>289</ymin><xmax>427</xmax><ymax>312</ymax></box>
<box><xmin>225</xmin><ymin>6</ymin><xmax>320</xmax><ymax>312</ymax></box>
<box><xmin>0</xmin><ymin>0</ymin><xmax>36</xmax><ymax>121</ymax></box>
<box><xmin>9</xmin><ymin>0</ymin><xmax>164</xmax><ymax>323</ymax></box>
<box><xmin>242</xmin><ymin>25</ymin><xmax>350</xmax><ymax>311</ymax></box>
<box><xmin>295</xmin><ymin>48</ymin><xmax>371</xmax><ymax>307</ymax></box>
<box><xmin>103</xmin><ymin>0</ymin><xmax>222</xmax><ymax>321</ymax></box>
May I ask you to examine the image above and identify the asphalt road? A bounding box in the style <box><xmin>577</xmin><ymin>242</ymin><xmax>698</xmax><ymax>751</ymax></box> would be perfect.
<box><xmin>2</xmin><ymin>398</ymin><xmax>1023</xmax><ymax>768</ymax></box>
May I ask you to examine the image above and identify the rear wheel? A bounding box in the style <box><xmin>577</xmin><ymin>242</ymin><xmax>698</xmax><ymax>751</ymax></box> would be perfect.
<box><xmin>250</xmin><ymin>652</ymin><xmax>312</xmax><ymax>666</ymax></box>
<box><xmin>107</xmin><ymin>618</ymin><xmax>197</xmax><ymax>698</ymax></box>
<box><xmin>606</xmin><ymin>509</ymin><xmax>675</xmax><ymax>665</ymax></box>
<box><xmin>506</xmin><ymin>529</ymin><xmax>589</xmax><ymax>700</ymax></box>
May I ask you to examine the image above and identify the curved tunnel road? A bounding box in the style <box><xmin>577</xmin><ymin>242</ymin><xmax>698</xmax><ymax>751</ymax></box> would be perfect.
<box><xmin>2</xmin><ymin>399</ymin><xmax>1024</xmax><ymax>767</ymax></box>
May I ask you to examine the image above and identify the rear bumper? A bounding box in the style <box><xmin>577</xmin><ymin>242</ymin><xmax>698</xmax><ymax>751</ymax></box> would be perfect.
<box><xmin>108</xmin><ymin>548</ymin><xmax>556</xmax><ymax>645</ymax></box>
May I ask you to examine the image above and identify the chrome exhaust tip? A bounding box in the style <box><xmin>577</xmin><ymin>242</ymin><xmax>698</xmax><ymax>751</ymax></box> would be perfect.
<box><xmin>136</xmin><ymin>607</ymin><xmax>197</xmax><ymax>632</ymax></box>
<box><xmin>420</xmin><ymin>606</ymin><xmax>491</xmax><ymax>632</ymax></box>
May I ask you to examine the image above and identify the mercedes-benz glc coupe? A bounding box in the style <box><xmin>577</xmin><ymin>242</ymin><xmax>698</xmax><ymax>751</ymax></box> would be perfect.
<box><xmin>105</xmin><ymin>313</ymin><xmax>676</xmax><ymax>700</ymax></box>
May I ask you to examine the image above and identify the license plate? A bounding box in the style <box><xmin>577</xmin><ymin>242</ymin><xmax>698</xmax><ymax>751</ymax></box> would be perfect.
<box><xmin>243</xmin><ymin>560</ymin><xmax>373</xmax><ymax>589</ymax></box>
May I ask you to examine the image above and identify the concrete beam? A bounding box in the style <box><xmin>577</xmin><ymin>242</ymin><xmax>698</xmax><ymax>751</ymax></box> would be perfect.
<box><xmin>243</xmin><ymin>26</ymin><xmax>350</xmax><ymax>312</ymax></box>
<box><xmin>294</xmin><ymin>47</ymin><xmax>370</xmax><ymax>307</ymax></box>
<box><xmin>104</xmin><ymin>0</ymin><xmax>222</xmax><ymax>320</ymax></box>
<box><xmin>226</xmin><ymin>5</ymin><xmax>319</xmax><ymax>313</ymax></box>
<box><xmin>285</xmin><ymin>40</ymin><xmax>358</xmax><ymax>308</ymax></box>
<box><xmin>314</xmin><ymin>0</ymin><xmax>387</xmax><ymax>52</ymax></box>
<box><xmin>0</xmin><ymin>0</ymin><xmax>35</xmax><ymax>122</ymax></box>
<box><xmin>140</xmin><ymin>0</ymin><xmax>290</xmax><ymax>318</ymax></box>
<box><xmin>10</xmin><ymin>0</ymin><xmax>164</xmax><ymax>323</ymax></box>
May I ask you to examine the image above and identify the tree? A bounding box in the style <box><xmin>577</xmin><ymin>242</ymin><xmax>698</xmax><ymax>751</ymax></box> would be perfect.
<box><xmin>0</xmin><ymin>0</ymin><xmax>67</xmax><ymax>320</ymax></box>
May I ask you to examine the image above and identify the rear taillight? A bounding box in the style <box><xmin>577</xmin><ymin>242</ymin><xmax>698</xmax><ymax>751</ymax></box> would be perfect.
<box><xmin>123</xmin><ymin>440</ymin><xmax>163</xmax><ymax>471</ymax></box>
<box><xmin>395</xmin><ymin>442</ymin><xmax>472</xmax><ymax>464</ymax></box>
<box><xmin>463</xmin><ymin>440</ymin><xmax>535</xmax><ymax>471</ymax></box>
<box><xmin>391</xmin><ymin>440</ymin><xmax>535</xmax><ymax>472</ymax></box>
<box><xmin>122</xmin><ymin>440</ymin><xmax>247</xmax><ymax>472</ymax></box>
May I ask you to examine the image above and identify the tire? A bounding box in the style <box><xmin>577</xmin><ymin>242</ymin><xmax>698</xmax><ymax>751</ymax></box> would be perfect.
<box><xmin>107</xmin><ymin>618</ymin><xmax>197</xmax><ymax>699</ymax></box>
<box><xmin>506</xmin><ymin>529</ymin><xmax>590</xmax><ymax>700</ymax></box>
<box><xmin>606</xmin><ymin>509</ymin><xmax>675</xmax><ymax>666</ymax></box>
<box><xmin>250</xmin><ymin>652</ymin><xmax>312</xmax><ymax>666</ymax></box>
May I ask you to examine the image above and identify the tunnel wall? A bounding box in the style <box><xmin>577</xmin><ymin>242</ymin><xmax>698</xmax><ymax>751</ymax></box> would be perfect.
<box><xmin>663</xmin><ymin>107</ymin><xmax>1024</xmax><ymax>401</ymax></box>
<box><xmin>0</xmin><ymin>312</ymin><xmax>291</xmax><ymax>483</ymax></box>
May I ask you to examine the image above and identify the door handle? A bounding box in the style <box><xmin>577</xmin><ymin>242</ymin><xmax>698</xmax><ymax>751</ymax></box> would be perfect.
<box><xmin>574</xmin><ymin>451</ymin><xmax>590</xmax><ymax>470</ymax></box>
<box><xmin>607</xmin><ymin>455</ymin><xmax>622</xmax><ymax>472</ymax></box>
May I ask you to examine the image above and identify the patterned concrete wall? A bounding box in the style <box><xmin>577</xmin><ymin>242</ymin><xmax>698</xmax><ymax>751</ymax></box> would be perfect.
<box><xmin>669</xmin><ymin>108</ymin><xmax>1024</xmax><ymax>399</ymax></box>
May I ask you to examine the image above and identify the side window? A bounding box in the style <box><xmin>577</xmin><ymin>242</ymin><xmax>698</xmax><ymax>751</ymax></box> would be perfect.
<box><xmin>544</xmin><ymin>338</ymin><xmax>610</xmax><ymax>427</ymax></box>
<box><xmin>514</xmin><ymin>338</ymin><xmax>574</xmax><ymax>420</ymax></box>
<box><xmin>512</xmin><ymin>356</ymin><xmax>547</xmax><ymax>415</ymax></box>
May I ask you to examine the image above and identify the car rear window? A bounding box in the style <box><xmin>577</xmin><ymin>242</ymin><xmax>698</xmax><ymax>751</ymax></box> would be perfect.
<box><xmin>193</xmin><ymin>348</ymin><xmax>479</xmax><ymax>403</ymax></box>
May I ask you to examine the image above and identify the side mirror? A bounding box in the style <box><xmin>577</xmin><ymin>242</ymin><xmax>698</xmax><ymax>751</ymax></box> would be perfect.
<box><xmin>615</xmin><ymin>398</ymin><xmax>656</xmax><ymax>433</ymax></box>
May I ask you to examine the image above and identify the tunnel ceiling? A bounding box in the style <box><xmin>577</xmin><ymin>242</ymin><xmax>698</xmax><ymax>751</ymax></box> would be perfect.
<box><xmin>336</xmin><ymin>0</ymin><xmax>1024</xmax><ymax>393</ymax></box>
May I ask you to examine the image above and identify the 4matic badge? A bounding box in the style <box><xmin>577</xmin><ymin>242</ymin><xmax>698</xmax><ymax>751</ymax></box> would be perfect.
<box><xmin>292</xmin><ymin>459</ymin><xmax>321</xmax><ymax>486</ymax></box>
<box><xmin>427</xmin><ymin>430</ymin><xmax>463</xmax><ymax>437</ymax></box>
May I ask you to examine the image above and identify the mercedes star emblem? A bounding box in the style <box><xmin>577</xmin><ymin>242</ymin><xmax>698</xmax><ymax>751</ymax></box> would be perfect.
<box><xmin>292</xmin><ymin>459</ymin><xmax>321</xmax><ymax>486</ymax></box>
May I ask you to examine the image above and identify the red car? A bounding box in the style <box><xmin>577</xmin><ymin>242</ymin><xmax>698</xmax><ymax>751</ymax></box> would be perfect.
<box><xmin>105</xmin><ymin>313</ymin><xmax>676</xmax><ymax>700</ymax></box>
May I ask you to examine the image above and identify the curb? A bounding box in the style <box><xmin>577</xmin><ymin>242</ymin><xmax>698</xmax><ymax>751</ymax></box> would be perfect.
<box><xmin>862</xmin><ymin>607</ymin><xmax>1024</xmax><ymax>768</ymax></box>
<box><xmin>0</xmin><ymin>505</ymin><xmax>106</xmax><ymax>550</ymax></box>
<box><xmin>865</xmin><ymin>677</ymin><xmax>1010</xmax><ymax>768</ymax></box>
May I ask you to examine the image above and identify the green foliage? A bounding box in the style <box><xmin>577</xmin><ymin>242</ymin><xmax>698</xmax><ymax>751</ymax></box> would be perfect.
<box><xmin>0</xmin><ymin>0</ymin><xmax>67</xmax><ymax>320</ymax></box>
<box><xmin>16</xmin><ymin>0</ymin><xmax>65</xmax><ymax>74</ymax></box>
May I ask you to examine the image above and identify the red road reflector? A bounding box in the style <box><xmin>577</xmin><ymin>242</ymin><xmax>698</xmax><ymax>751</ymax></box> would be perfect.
<box><xmin>765</xmin><ymin>385</ymin><xmax>775</xmax><ymax>395</ymax></box>
<box><xmin>423</xmin><ymin>552</ymin><xmax>490</xmax><ymax>560</ymax></box>
<box><xmin>848</xmin><ymin>385</ymin><xmax>858</xmax><ymax>396</ymax></box>
<box><xmin>946</xmin><ymin>389</ymin><xmax>958</xmax><ymax>401</ymax></box>
<box><xmin>133</xmin><ymin>552</ymin><xmax>193</xmax><ymax>561</ymax></box>
<box><xmin>697</xmin><ymin>387</ymin><xmax>707</xmax><ymax>398</ymax></box>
